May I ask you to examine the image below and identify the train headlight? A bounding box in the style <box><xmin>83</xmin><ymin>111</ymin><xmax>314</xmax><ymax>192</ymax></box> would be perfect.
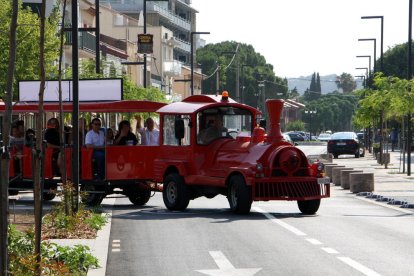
<box><xmin>255</xmin><ymin>163</ymin><xmax>264</xmax><ymax>178</ymax></box>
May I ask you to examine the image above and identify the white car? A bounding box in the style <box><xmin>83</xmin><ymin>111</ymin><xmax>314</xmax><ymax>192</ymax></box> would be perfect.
<box><xmin>317</xmin><ymin>133</ymin><xmax>331</xmax><ymax>141</ymax></box>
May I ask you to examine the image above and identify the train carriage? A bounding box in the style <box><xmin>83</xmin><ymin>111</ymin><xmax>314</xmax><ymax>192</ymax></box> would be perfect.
<box><xmin>1</xmin><ymin>92</ymin><xmax>330</xmax><ymax>214</ymax></box>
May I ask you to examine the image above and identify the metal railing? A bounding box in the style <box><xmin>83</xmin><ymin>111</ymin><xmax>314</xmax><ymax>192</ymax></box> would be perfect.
<box><xmin>65</xmin><ymin>32</ymin><xmax>96</xmax><ymax>54</ymax></box>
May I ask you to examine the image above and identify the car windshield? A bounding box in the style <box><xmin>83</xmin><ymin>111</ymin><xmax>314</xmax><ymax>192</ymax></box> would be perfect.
<box><xmin>331</xmin><ymin>132</ymin><xmax>355</xmax><ymax>140</ymax></box>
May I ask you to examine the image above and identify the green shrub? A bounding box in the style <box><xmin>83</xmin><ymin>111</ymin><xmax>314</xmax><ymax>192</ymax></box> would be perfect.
<box><xmin>8</xmin><ymin>225</ymin><xmax>99</xmax><ymax>275</ymax></box>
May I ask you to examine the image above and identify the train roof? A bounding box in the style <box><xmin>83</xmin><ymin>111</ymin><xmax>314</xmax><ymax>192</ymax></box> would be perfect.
<box><xmin>0</xmin><ymin>100</ymin><xmax>166</xmax><ymax>113</ymax></box>
<box><xmin>156</xmin><ymin>94</ymin><xmax>260</xmax><ymax>115</ymax></box>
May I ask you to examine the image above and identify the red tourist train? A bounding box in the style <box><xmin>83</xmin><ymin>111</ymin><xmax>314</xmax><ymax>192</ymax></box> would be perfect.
<box><xmin>1</xmin><ymin>92</ymin><xmax>330</xmax><ymax>214</ymax></box>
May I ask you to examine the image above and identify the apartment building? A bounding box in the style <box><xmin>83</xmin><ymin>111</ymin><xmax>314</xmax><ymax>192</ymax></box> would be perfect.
<box><xmin>22</xmin><ymin>0</ymin><xmax>205</xmax><ymax>100</ymax></box>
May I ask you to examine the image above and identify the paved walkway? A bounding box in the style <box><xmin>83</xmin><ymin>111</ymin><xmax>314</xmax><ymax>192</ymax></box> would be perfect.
<box><xmin>331</xmin><ymin>149</ymin><xmax>414</xmax><ymax>207</ymax></box>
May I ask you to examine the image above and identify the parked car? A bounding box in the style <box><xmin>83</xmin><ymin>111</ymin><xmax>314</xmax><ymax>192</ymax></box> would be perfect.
<box><xmin>327</xmin><ymin>132</ymin><xmax>365</xmax><ymax>158</ymax></box>
<box><xmin>286</xmin><ymin>132</ymin><xmax>305</xmax><ymax>142</ymax></box>
<box><xmin>282</xmin><ymin>133</ymin><xmax>295</xmax><ymax>145</ymax></box>
<box><xmin>317</xmin><ymin>133</ymin><xmax>331</xmax><ymax>141</ymax></box>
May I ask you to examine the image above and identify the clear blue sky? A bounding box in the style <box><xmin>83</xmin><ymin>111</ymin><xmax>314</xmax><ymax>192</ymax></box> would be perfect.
<box><xmin>192</xmin><ymin>0</ymin><xmax>410</xmax><ymax>78</ymax></box>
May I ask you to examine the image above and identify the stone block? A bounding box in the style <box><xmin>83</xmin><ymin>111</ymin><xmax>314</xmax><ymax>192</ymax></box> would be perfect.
<box><xmin>332</xmin><ymin>167</ymin><xmax>348</xmax><ymax>186</ymax></box>
<box><xmin>340</xmin><ymin>170</ymin><xmax>362</xmax><ymax>189</ymax></box>
<box><xmin>350</xmin><ymin>173</ymin><xmax>374</xmax><ymax>193</ymax></box>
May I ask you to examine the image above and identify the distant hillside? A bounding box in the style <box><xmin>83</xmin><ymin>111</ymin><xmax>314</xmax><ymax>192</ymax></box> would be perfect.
<box><xmin>287</xmin><ymin>74</ymin><xmax>364</xmax><ymax>95</ymax></box>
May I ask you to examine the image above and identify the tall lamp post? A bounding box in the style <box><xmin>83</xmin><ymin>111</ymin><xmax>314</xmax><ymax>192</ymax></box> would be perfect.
<box><xmin>191</xmin><ymin>31</ymin><xmax>210</xmax><ymax>95</ymax></box>
<box><xmin>358</xmin><ymin>39</ymin><xmax>376</xmax><ymax>73</ymax></box>
<box><xmin>361</xmin><ymin>16</ymin><xmax>384</xmax><ymax>72</ymax></box>
<box><xmin>359</xmin><ymin>38</ymin><xmax>382</xmax><ymax>162</ymax></box>
<box><xmin>355</xmin><ymin>75</ymin><xmax>366</xmax><ymax>88</ymax></box>
<box><xmin>355</xmin><ymin>67</ymin><xmax>369</xmax><ymax>87</ymax></box>
<box><xmin>305</xmin><ymin>110</ymin><xmax>317</xmax><ymax>138</ymax></box>
<box><xmin>407</xmin><ymin>0</ymin><xmax>412</xmax><ymax>175</ymax></box>
<box><xmin>143</xmin><ymin>0</ymin><xmax>168</xmax><ymax>88</ymax></box>
<box><xmin>356</xmin><ymin>56</ymin><xmax>371</xmax><ymax>75</ymax></box>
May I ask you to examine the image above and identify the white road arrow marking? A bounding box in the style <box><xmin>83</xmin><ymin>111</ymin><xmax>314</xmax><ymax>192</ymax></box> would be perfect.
<box><xmin>196</xmin><ymin>251</ymin><xmax>262</xmax><ymax>276</ymax></box>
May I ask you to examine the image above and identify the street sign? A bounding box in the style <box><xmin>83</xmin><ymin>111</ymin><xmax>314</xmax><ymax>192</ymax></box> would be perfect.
<box><xmin>138</xmin><ymin>34</ymin><xmax>153</xmax><ymax>54</ymax></box>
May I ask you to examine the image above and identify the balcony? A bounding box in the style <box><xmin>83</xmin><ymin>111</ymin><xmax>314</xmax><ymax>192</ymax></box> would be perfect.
<box><xmin>163</xmin><ymin>60</ymin><xmax>182</xmax><ymax>77</ymax></box>
<box><xmin>173</xmin><ymin>37</ymin><xmax>190</xmax><ymax>53</ymax></box>
<box><xmin>65</xmin><ymin>31</ymin><xmax>96</xmax><ymax>54</ymax></box>
<box><xmin>150</xmin><ymin>3</ymin><xmax>191</xmax><ymax>32</ymax></box>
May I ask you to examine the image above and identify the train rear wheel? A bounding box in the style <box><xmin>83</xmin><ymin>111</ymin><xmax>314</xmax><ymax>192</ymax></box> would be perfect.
<box><xmin>162</xmin><ymin>173</ymin><xmax>189</xmax><ymax>211</ymax></box>
<box><xmin>81</xmin><ymin>184</ymin><xmax>104</xmax><ymax>207</ymax></box>
<box><xmin>297</xmin><ymin>199</ymin><xmax>320</xmax><ymax>215</ymax></box>
<box><xmin>128</xmin><ymin>189</ymin><xmax>151</xmax><ymax>206</ymax></box>
<box><xmin>228</xmin><ymin>175</ymin><xmax>252</xmax><ymax>214</ymax></box>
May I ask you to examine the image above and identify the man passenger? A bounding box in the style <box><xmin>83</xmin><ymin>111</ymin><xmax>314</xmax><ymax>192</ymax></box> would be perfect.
<box><xmin>85</xmin><ymin>118</ymin><xmax>105</xmax><ymax>180</ymax></box>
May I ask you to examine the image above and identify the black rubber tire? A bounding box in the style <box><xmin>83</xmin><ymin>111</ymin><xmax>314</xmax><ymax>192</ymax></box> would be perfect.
<box><xmin>297</xmin><ymin>199</ymin><xmax>321</xmax><ymax>215</ymax></box>
<box><xmin>333</xmin><ymin>154</ymin><xmax>338</xmax><ymax>159</ymax></box>
<box><xmin>227</xmin><ymin>175</ymin><xmax>252</xmax><ymax>214</ymax></box>
<box><xmin>80</xmin><ymin>184</ymin><xmax>104</xmax><ymax>207</ymax></box>
<box><xmin>8</xmin><ymin>190</ymin><xmax>19</xmax><ymax>196</ymax></box>
<box><xmin>163</xmin><ymin>173</ymin><xmax>190</xmax><ymax>211</ymax></box>
<box><xmin>355</xmin><ymin>150</ymin><xmax>360</xmax><ymax>158</ymax></box>
<box><xmin>43</xmin><ymin>192</ymin><xmax>56</xmax><ymax>201</ymax></box>
<box><xmin>128</xmin><ymin>189</ymin><xmax>151</xmax><ymax>206</ymax></box>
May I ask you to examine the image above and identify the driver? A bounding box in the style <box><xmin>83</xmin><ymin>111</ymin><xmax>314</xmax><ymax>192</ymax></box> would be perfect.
<box><xmin>199</xmin><ymin>115</ymin><xmax>228</xmax><ymax>144</ymax></box>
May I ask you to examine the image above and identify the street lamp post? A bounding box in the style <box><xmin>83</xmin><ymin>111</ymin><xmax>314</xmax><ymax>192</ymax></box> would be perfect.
<box><xmin>240</xmin><ymin>64</ymin><xmax>250</xmax><ymax>104</ymax></box>
<box><xmin>361</xmin><ymin>16</ymin><xmax>384</xmax><ymax>72</ymax></box>
<box><xmin>191</xmin><ymin>31</ymin><xmax>210</xmax><ymax>95</ymax></box>
<box><xmin>359</xmin><ymin>38</ymin><xmax>381</xmax><ymax>163</ymax></box>
<box><xmin>358</xmin><ymin>39</ymin><xmax>376</xmax><ymax>73</ymax></box>
<box><xmin>355</xmin><ymin>67</ymin><xmax>368</xmax><ymax>87</ymax></box>
<box><xmin>143</xmin><ymin>0</ymin><xmax>168</xmax><ymax>88</ymax></box>
<box><xmin>354</xmin><ymin>75</ymin><xmax>366</xmax><ymax>88</ymax></box>
<box><xmin>356</xmin><ymin>55</ymin><xmax>372</xmax><ymax>76</ymax></box>
<box><xmin>305</xmin><ymin>110</ymin><xmax>317</xmax><ymax>138</ymax></box>
<box><xmin>407</xmin><ymin>0</ymin><xmax>412</xmax><ymax>175</ymax></box>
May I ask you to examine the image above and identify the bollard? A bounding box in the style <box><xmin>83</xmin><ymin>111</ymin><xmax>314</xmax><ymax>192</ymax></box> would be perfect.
<box><xmin>324</xmin><ymin>164</ymin><xmax>340</xmax><ymax>181</ymax></box>
<box><xmin>341</xmin><ymin>169</ymin><xmax>362</xmax><ymax>189</ymax></box>
<box><xmin>332</xmin><ymin>167</ymin><xmax>348</xmax><ymax>186</ymax></box>
<box><xmin>349</xmin><ymin>172</ymin><xmax>374</xmax><ymax>193</ymax></box>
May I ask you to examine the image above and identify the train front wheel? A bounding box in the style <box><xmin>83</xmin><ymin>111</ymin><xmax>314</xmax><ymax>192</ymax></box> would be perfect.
<box><xmin>297</xmin><ymin>199</ymin><xmax>320</xmax><ymax>215</ymax></box>
<box><xmin>227</xmin><ymin>175</ymin><xmax>252</xmax><ymax>214</ymax></box>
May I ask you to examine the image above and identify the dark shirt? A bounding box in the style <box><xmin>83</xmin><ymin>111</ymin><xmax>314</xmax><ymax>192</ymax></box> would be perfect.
<box><xmin>114</xmin><ymin>132</ymin><xmax>138</xmax><ymax>145</ymax></box>
<box><xmin>44</xmin><ymin>128</ymin><xmax>60</xmax><ymax>146</ymax></box>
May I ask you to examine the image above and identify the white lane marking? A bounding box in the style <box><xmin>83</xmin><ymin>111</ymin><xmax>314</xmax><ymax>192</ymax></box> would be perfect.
<box><xmin>111</xmin><ymin>248</ymin><xmax>120</xmax><ymax>252</ymax></box>
<box><xmin>253</xmin><ymin>206</ymin><xmax>380</xmax><ymax>275</ymax></box>
<box><xmin>196</xmin><ymin>251</ymin><xmax>261</xmax><ymax>276</ymax></box>
<box><xmin>253</xmin><ymin>207</ymin><xmax>307</xmax><ymax>236</ymax></box>
<box><xmin>321</xmin><ymin>247</ymin><xmax>339</xmax><ymax>254</ymax></box>
<box><xmin>306</xmin><ymin>238</ymin><xmax>323</xmax><ymax>245</ymax></box>
<box><xmin>338</xmin><ymin>257</ymin><xmax>381</xmax><ymax>276</ymax></box>
<box><xmin>112</xmin><ymin>243</ymin><xmax>120</xmax><ymax>248</ymax></box>
<box><xmin>112</xmin><ymin>239</ymin><xmax>120</xmax><ymax>243</ymax></box>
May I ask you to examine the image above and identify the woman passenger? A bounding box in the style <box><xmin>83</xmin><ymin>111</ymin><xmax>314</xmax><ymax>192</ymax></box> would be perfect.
<box><xmin>114</xmin><ymin>120</ymin><xmax>137</xmax><ymax>146</ymax></box>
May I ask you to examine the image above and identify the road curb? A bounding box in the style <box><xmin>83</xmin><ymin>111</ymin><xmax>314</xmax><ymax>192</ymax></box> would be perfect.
<box><xmin>47</xmin><ymin>197</ymin><xmax>115</xmax><ymax>275</ymax></box>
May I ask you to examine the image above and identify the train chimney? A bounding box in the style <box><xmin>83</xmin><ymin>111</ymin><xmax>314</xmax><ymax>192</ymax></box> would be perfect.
<box><xmin>266</xmin><ymin>99</ymin><xmax>284</xmax><ymax>143</ymax></box>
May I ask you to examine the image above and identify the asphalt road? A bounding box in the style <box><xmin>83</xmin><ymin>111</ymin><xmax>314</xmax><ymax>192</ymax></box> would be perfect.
<box><xmin>106</xmin><ymin>145</ymin><xmax>414</xmax><ymax>276</ymax></box>
<box><xmin>106</xmin><ymin>190</ymin><xmax>414</xmax><ymax>276</ymax></box>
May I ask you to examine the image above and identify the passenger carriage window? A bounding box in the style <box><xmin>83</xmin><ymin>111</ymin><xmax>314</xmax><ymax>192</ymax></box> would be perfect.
<box><xmin>163</xmin><ymin>115</ymin><xmax>191</xmax><ymax>146</ymax></box>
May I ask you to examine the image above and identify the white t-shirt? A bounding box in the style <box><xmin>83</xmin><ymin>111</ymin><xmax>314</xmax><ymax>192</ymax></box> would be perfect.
<box><xmin>85</xmin><ymin>129</ymin><xmax>105</xmax><ymax>147</ymax></box>
<box><xmin>138</xmin><ymin>128</ymin><xmax>159</xmax><ymax>146</ymax></box>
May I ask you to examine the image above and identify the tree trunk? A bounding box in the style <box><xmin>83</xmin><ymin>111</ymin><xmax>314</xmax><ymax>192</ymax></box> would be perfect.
<box><xmin>33</xmin><ymin>0</ymin><xmax>47</xmax><ymax>274</ymax></box>
<box><xmin>0</xmin><ymin>1</ymin><xmax>18</xmax><ymax>274</ymax></box>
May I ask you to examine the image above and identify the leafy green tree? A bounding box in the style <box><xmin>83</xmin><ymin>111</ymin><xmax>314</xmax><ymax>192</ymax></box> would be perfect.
<box><xmin>381</xmin><ymin>42</ymin><xmax>412</xmax><ymax>78</ymax></box>
<box><xmin>286</xmin><ymin>120</ymin><xmax>305</xmax><ymax>132</ymax></box>
<box><xmin>0</xmin><ymin>0</ymin><xmax>60</xmax><ymax>99</ymax></box>
<box><xmin>336</xmin><ymin>73</ymin><xmax>357</xmax><ymax>93</ymax></box>
<box><xmin>197</xmin><ymin>41</ymin><xmax>287</xmax><ymax>109</ymax></box>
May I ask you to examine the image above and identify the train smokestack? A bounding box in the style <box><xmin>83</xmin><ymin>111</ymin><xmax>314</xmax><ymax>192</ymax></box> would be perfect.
<box><xmin>266</xmin><ymin>99</ymin><xmax>284</xmax><ymax>143</ymax></box>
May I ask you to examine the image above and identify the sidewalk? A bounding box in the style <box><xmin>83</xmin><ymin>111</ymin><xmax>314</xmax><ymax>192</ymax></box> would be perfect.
<box><xmin>331</xmin><ymin>149</ymin><xmax>414</xmax><ymax>208</ymax></box>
